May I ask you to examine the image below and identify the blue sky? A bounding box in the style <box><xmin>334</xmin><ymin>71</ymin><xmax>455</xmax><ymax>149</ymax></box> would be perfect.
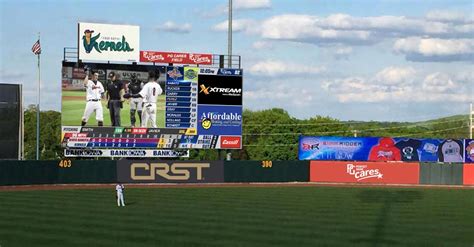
<box><xmin>0</xmin><ymin>0</ymin><xmax>473</xmax><ymax>121</ymax></box>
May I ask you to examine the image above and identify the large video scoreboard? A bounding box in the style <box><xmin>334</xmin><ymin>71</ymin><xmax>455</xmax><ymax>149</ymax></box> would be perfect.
<box><xmin>61</xmin><ymin>63</ymin><xmax>242</xmax><ymax>157</ymax></box>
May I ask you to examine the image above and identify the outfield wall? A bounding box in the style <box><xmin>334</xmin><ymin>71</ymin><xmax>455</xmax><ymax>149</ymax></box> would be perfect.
<box><xmin>0</xmin><ymin>160</ymin><xmax>116</xmax><ymax>185</ymax></box>
<box><xmin>224</xmin><ymin>161</ymin><xmax>308</xmax><ymax>182</ymax></box>
<box><xmin>0</xmin><ymin>160</ymin><xmax>473</xmax><ymax>186</ymax></box>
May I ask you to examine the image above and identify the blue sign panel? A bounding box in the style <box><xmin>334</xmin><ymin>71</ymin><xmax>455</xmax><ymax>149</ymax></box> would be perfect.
<box><xmin>464</xmin><ymin>139</ymin><xmax>474</xmax><ymax>163</ymax></box>
<box><xmin>299</xmin><ymin>136</ymin><xmax>465</xmax><ymax>162</ymax></box>
<box><xmin>197</xmin><ymin>105</ymin><xmax>242</xmax><ymax>135</ymax></box>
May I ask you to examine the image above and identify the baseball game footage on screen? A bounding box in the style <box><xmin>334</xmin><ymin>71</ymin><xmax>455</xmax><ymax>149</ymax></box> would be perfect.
<box><xmin>61</xmin><ymin>64</ymin><xmax>243</xmax><ymax>152</ymax></box>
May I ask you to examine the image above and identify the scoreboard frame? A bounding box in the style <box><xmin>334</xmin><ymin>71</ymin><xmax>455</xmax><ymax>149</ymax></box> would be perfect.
<box><xmin>61</xmin><ymin>61</ymin><xmax>243</xmax><ymax>157</ymax></box>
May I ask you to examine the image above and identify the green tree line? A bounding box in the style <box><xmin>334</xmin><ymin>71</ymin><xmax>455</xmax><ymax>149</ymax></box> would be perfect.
<box><xmin>24</xmin><ymin>106</ymin><xmax>470</xmax><ymax>160</ymax></box>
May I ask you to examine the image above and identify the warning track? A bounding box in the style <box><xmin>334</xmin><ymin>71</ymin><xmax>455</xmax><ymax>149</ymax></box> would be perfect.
<box><xmin>0</xmin><ymin>182</ymin><xmax>473</xmax><ymax>191</ymax></box>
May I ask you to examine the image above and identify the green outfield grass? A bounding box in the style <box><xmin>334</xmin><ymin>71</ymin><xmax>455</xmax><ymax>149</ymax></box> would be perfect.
<box><xmin>62</xmin><ymin>90</ymin><xmax>165</xmax><ymax>127</ymax></box>
<box><xmin>0</xmin><ymin>186</ymin><xmax>473</xmax><ymax>246</ymax></box>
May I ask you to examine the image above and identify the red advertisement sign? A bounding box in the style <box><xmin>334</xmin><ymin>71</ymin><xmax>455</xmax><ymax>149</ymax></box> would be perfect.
<box><xmin>220</xmin><ymin>136</ymin><xmax>241</xmax><ymax>149</ymax></box>
<box><xmin>310</xmin><ymin>161</ymin><xmax>419</xmax><ymax>184</ymax></box>
<box><xmin>140</xmin><ymin>51</ymin><xmax>212</xmax><ymax>65</ymax></box>
<box><xmin>463</xmin><ymin>164</ymin><xmax>474</xmax><ymax>185</ymax></box>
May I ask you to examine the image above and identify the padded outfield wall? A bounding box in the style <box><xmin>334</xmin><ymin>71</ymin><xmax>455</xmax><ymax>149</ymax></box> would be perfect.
<box><xmin>0</xmin><ymin>160</ymin><xmax>473</xmax><ymax>186</ymax></box>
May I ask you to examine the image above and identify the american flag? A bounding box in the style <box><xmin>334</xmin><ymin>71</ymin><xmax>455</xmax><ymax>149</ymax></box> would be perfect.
<box><xmin>31</xmin><ymin>40</ymin><xmax>41</xmax><ymax>55</ymax></box>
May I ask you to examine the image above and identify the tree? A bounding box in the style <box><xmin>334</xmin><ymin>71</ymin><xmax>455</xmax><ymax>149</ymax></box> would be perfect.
<box><xmin>23</xmin><ymin>105</ymin><xmax>62</xmax><ymax>160</ymax></box>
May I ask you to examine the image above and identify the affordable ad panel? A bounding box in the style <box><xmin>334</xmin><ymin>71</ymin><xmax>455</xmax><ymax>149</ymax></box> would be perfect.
<box><xmin>117</xmin><ymin>160</ymin><xmax>224</xmax><ymax>183</ymax></box>
<box><xmin>197</xmin><ymin>105</ymin><xmax>242</xmax><ymax>136</ymax></box>
<box><xmin>310</xmin><ymin>161</ymin><xmax>420</xmax><ymax>184</ymax></box>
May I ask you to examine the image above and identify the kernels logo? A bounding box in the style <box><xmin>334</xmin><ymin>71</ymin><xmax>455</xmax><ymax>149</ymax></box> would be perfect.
<box><xmin>82</xmin><ymin>29</ymin><xmax>134</xmax><ymax>54</ymax></box>
<box><xmin>131</xmin><ymin>163</ymin><xmax>210</xmax><ymax>181</ymax></box>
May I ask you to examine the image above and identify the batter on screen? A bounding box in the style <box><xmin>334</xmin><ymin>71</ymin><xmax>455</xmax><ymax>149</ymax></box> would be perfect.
<box><xmin>81</xmin><ymin>70</ymin><xmax>105</xmax><ymax>126</ymax></box>
<box><xmin>124</xmin><ymin>70</ymin><xmax>162</xmax><ymax>128</ymax></box>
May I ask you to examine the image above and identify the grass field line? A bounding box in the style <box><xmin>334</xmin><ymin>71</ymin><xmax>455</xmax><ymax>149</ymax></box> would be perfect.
<box><xmin>1</xmin><ymin>182</ymin><xmax>473</xmax><ymax>191</ymax></box>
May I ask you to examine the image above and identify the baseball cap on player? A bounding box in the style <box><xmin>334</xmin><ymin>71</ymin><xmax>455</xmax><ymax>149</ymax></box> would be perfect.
<box><xmin>108</xmin><ymin>72</ymin><xmax>116</xmax><ymax>78</ymax></box>
<box><xmin>148</xmin><ymin>70</ymin><xmax>160</xmax><ymax>80</ymax></box>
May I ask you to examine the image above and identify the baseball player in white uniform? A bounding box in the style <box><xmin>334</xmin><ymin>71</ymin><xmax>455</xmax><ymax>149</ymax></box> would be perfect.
<box><xmin>116</xmin><ymin>183</ymin><xmax>125</xmax><ymax>207</ymax></box>
<box><xmin>124</xmin><ymin>70</ymin><xmax>162</xmax><ymax>128</ymax></box>
<box><xmin>81</xmin><ymin>71</ymin><xmax>105</xmax><ymax>126</ymax></box>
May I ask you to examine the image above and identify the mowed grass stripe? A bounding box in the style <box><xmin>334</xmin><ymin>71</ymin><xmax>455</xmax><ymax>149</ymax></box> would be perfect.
<box><xmin>0</xmin><ymin>186</ymin><xmax>473</xmax><ymax>247</ymax></box>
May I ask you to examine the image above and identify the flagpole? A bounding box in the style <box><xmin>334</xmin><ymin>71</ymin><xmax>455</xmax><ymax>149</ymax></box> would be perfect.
<box><xmin>36</xmin><ymin>32</ymin><xmax>41</xmax><ymax>160</ymax></box>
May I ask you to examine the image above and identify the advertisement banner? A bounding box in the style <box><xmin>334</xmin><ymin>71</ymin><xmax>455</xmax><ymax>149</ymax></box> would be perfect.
<box><xmin>117</xmin><ymin>160</ymin><xmax>224</xmax><ymax>183</ymax></box>
<box><xmin>463</xmin><ymin>164</ymin><xmax>474</xmax><ymax>185</ymax></box>
<box><xmin>64</xmin><ymin>149</ymin><xmax>189</xmax><ymax>158</ymax></box>
<box><xmin>299</xmin><ymin>136</ymin><xmax>464</xmax><ymax>162</ymax></box>
<box><xmin>464</xmin><ymin>139</ymin><xmax>474</xmax><ymax>163</ymax></box>
<box><xmin>197</xmin><ymin>105</ymin><xmax>242</xmax><ymax>135</ymax></box>
<box><xmin>198</xmin><ymin>74</ymin><xmax>242</xmax><ymax>105</ymax></box>
<box><xmin>310</xmin><ymin>161</ymin><xmax>420</xmax><ymax>184</ymax></box>
<box><xmin>140</xmin><ymin>51</ymin><xmax>212</xmax><ymax>65</ymax></box>
<box><xmin>78</xmin><ymin>22</ymin><xmax>140</xmax><ymax>62</ymax></box>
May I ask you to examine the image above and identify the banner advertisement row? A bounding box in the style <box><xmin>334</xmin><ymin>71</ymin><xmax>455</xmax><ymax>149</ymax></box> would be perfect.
<box><xmin>114</xmin><ymin>160</ymin><xmax>473</xmax><ymax>185</ymax></box>
<box><xmin>299</xmin><ymin>136</ymin><xmax>474</xmax><ymax>163</ymax></box>
<box><xmin>64</xmin><ymin>149</ymin><xmax>189</xmax><ymax>158</ymax></box>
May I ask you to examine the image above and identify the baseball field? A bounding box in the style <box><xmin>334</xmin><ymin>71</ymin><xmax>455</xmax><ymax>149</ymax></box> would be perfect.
<box><xmin>0</xmin><ymin>185</ymin><xmax>473</xmax><ymax>246</ymax></box>
<box><xmin>61</xmin><ymin>90</ymin><xmax>165</xmax><ymax>127</ymax></box>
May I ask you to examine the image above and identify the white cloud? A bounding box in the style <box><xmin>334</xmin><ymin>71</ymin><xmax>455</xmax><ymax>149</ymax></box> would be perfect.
<box><xmin>248</xmin><ymin>60</ymin><xmax>326</xmax><ymax>77</ymax></box>
<box><xmin>422</xmin><ymin>72</ymin><xmax>459</xmax><ymax>93</ymax></box>
<box><xmin>156</xmin><ymin>21</ymin><xmax>192</xmax><ymax>33</ymax></box>
<box><xmin>245</xmin><ymin>83</ymin><xmax>314</xmax><ymax>107</ymax></box>
<box><xmin>259</xmin><ymin>14</ymin><xmax>373</xmax><ymax>44</ymax></box>
<box><xmin>322</xmin><ymin>67</ymin><xmax>473</xmax><ymax>103</ymax></box>
<box><xmin>212</xmin><ymin>19</ymin><xmax>258</xmax><ymax>33</ymax></box>
<box><xmin>200</xmin><ymin>0</ymin><xmax>271</xmax><ymax>18</ymax></box>
<box><xmin>252</xmin><ymin>40</ymin><xmax>273</xmax><ymax>50</ymax></box>
<box><xmin>393</xmin><ymin>37</ymin><xmax>474</xmax><ymax>62</ymax></box>
<box><xmin>234</xmin><ymin>0</ymin><xmax>271</xmax><ymax>10</ymax></box>
<box><xmin>425</xmin><ymin>10</ymin><xmax>470</xmax><ymax>23</ymax></box>
<box><xmin>333</xmin><ymin>46</ymin><xmax>353</xmax><ymax>60</ymax></box>
<box><xmin>213</xmin><ymin>13</ymin><xmax>473</xmax><ymax>62</ymax></box>
<box><xmin>373</xmin><ymin>66</ymin><xmax>416</xmax><ymax>85</ymax></box>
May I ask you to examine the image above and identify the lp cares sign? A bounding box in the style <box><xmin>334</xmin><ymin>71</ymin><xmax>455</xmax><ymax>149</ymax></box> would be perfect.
<box><xmin>310</xmin><ymin>161</ymin><xmax>419</xmax><ymax>184</ymax></box>
<box><xmin>117</xmin><ymin>160</ymin><xmax>224</xmax><ymax>183</ymax></box>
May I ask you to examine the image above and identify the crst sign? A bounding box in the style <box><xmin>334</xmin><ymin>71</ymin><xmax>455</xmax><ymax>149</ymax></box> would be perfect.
<box><xmin>117</xmin><ymin>160</ymin><xmax>224</xmax><ymax>183</ymax></box>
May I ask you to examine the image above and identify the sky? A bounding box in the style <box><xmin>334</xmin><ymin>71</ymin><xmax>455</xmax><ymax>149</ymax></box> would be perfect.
<box><xmin>0</xmin><ymin>0</ymin><xmax>473</xmax><ymax>122</ymax></box>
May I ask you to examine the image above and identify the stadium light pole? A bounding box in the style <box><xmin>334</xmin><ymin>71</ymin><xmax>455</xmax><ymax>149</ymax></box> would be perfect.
<box><xmin>228</xmin><ymin>0</ymin><xmax>232</xmax><ymax>68</ymax></box>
